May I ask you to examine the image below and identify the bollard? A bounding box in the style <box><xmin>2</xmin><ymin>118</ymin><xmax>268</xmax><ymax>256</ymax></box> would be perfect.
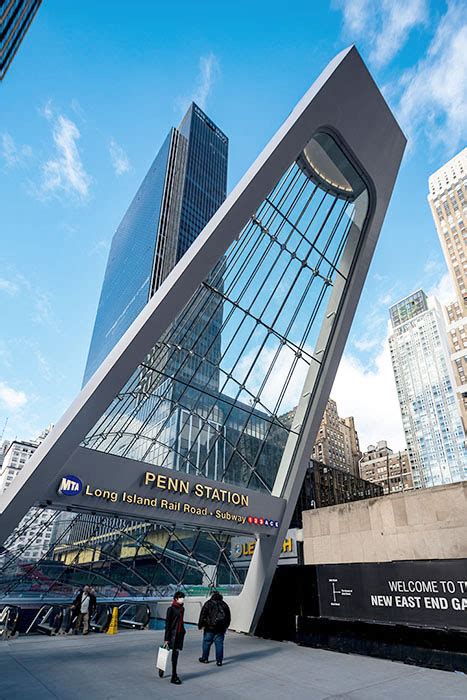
<box><xmin>106</xmin><ymin>606</ymin><xmax>119</xmax><ymax>635</ymax></box>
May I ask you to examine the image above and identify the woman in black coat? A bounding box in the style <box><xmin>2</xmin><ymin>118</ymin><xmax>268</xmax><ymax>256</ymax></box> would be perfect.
<box><xmin>162</xmin><ymin>591</ymin><xmax>186</xmax><ymax>684</ymax></box>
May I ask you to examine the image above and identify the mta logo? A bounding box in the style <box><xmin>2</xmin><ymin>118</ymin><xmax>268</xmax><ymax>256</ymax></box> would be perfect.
<box><xmin>57</xmin><ymin>475</ymin><xmax>82</xmax><ymax>496</ymax></box>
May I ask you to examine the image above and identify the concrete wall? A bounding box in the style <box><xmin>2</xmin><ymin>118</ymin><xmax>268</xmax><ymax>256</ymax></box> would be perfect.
<box><xmin>303</xmin><ymin>481</ymin><xmax>467</xmax><ymax>564</ymax></box>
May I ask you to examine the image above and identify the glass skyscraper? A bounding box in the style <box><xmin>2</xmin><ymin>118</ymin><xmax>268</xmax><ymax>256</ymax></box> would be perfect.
<box><xmin>1</xmin><ymin>0</ymin><xmax>42</xmax><ymax>80</ymax></box>
<box><xmin>83</xmin><ymin>103</ymin><xmax>228</xmax><ymax>385</ymax></box>
<box><xmin>389</xmin><ymin>290</ymin><xmax>467</xmax><ymax>487</ymax></box>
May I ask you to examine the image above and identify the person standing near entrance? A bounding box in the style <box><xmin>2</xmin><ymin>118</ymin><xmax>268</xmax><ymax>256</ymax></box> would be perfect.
<box><xmin>163</xmin><ymin>591</ymin><xmax>186</xmax><ymax>685</ymax></box>
<box><xmin>198</xmin><ymin>591</ymin><xmax>231</xmax><ymax>666</ymax></box>
<box><xmin>72</xmin><ymin>585</ymin><xmax>96</xmax><ymax>635</ymax></box>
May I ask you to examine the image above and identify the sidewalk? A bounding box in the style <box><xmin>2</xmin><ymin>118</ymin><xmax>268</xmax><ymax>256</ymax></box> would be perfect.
<box><xmin>1</xmin><ymin>628</ymin><xmax>466</xmax><ymax>699</ymax></box>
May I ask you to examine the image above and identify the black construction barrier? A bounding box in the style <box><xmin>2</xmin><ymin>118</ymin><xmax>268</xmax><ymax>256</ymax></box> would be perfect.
<box><xmin>297</xmin><ymin>616</ymin><xmax>467</xmax><ymax>673</ymax></box>
<box><xmin>256</xmin><ymin>561</ymin><xmax>467</xmax><ymax>673</ymax></box>
<box><xmin>316</xmin><ymin>559</ymin><xmax>467</xmax><ymax>630</ymax></box>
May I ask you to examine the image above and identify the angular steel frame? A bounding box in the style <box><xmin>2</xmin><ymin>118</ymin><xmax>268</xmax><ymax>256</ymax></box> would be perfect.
<box><xmin>0</xmin><ymin>46</ymin><xmax>405</xmax><ymax>632</ymax></box>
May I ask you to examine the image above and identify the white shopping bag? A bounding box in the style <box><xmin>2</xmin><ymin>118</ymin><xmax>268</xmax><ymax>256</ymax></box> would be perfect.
<box><xmin>156</xmin><ymin>645</ymin><xmax>170</xmax><ymax>672</ymax></box>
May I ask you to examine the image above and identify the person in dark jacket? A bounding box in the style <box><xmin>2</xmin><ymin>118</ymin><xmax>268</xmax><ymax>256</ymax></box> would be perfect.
<box><xmin>71</xmin><ymin>585</ymin><xmax>97</xmax><ymax>635</ymax></box>
<box><xmin>198</xmin><ymin>591</ymin><xmax>231</xmax><ymax>666</ymax></box>
<box><xmin>163</xmin><ymin>591</ymin><xmax>186</xmax><ymax>685</ymax></box>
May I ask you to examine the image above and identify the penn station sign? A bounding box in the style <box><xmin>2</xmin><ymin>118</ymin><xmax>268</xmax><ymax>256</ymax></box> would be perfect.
<box><xmin>40</xmin><ymin>446</ymin><xmax>286</xmax><ymax>536</ymax></box>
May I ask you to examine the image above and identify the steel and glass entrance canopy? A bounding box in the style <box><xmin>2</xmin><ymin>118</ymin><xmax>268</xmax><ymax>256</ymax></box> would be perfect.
<box><xmin>0</xmin><ymin>46</ymin><xmax>405</xmax><ymax>632</ymax></box>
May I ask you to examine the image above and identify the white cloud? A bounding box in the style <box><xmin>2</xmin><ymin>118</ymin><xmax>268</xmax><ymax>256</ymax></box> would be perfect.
<box><xmin>178</xmin><ymin>53</ymin><xmax>220</xmax><ymax>113</ymax></box>
<box><xmin>0</xmin><ymin>382</ymin><xmax>27</xmax><ymax>411</ymax></box>
<box><xmin>335</xmin><ymin>0</ymin><xmax>371</xmax><ymax>35</ymax></box>
<box><xmin>35</xmin><ymin>350</ymin><xmax>53</xmax><ymax>381</ymax></box>
<box><xmin>334</xmin><ymin>0</ymin><xmax>427</xmax><ymax>67</ymax></box>
<box><xmin>371</xmin><ymin>0</ymin><xmax>428</xmax><ymax>67</ymax></box>
<box><xmin>428</xmin><ymin>270</ymin><xmax>456</xmax><ymax>305</ymax></box>
<box><xmin>333</xmin><ymin>335</ymin><xmax>406</xmax><ymax>452</ymax></box>
<box><xmin>90</xmin><ymin>238</ymin><xmax>111</xmax><ymax>257</ymax></box>
<box><xmin>109</xmin><ymin>138</ymin><xmax>131</xmax><ymax>176</ymax></box>
<box><xmin>396</xmin><ymin>2</ymin><xmax>467</xmax><ymax>149</ymax></box>
<box><xmin>232</xmin><ymin>342</ymin><xmax>310</xmax><ymax>414</ymax></box>
<box><xmin>0</xmin><ymin>278</ymin><xmax>19</xmax><ymax>296</ymax></box>
<box><xmin>1</xmin><ymin>133</ymin><xmax>32</xmax><ymax>167</ymax></box>
<box><xmin>38</xmin><ymin>107</ymin><xmax>91</xmax><ymax>200</ymax></box>
<box><xmin>32</xmin><ymin>290</ymin><xmax>56</xmax><ymax>327</ymax></box>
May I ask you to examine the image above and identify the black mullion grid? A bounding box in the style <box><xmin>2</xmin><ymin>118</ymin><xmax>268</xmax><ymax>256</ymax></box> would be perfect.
<box><xmin>122</xmin><ymin>523</ymin><xmax>187</xmax><ymax>588</ymax></box>
<box><xmin>90</xmin><ymin>161</ymin><xmax>292</xmax><ymax>440</ymax></box>
<box><xmin>0</xmin><ymin>508</ymin><xmax>61</xmax><ymax>574</ymax></box>
<box><xmin>208</xmin><ymin>530</ymin><xmax>243</xmax><ymax>586</ymax></box>
<box><xmin>86</xmin><ymin>166</ymin><xmax>317</xmax><ymax>477</ymax></box>
<box><xmin>86</xmin><ymin>209</ymin><xmax>273</xmax><ymax>454</ymax></box>
<box><xmin>88</xmin><ymin>425</ymin><xmax>211</xmax><ymax>476</ymax></box>
<box><xmin>1</xmin><ymin>505</ymin><xmax>55</xmax><ymax>555</ymax></box>
<box><xmin>264</xmin><ymin>196</ymin><xmax>348</xmax><ymax>283</ymax></box>
<box><xmin>94</xmin><ymin>533</ymin><xmax>155</xmax><ymax>590</ymax></box>
<box><xmin>131</xmin><ymin>367</ymin><xmax>278</xmax><ymax>483</ymax></box>
<box><xmin>270</xmin><ymin>190</ymin><xmax>350</xmax><ymax>281</ymax></box>
<box><xmin>113</xmin><ymin>162</ymin><xmax>302</xmax><ymax>414</ymax></box>
<box><xmin>147</xmin><ymin>524</ymin><xmax>188</xmax><ymax>588</ymax></box>
<box><xmin>108</xmin><ymin>527</ymin><xmax>171</xmax><ymax>591</ymax></box>
<box><xmin>277</xmin><ymin>199</ymin><xmax>354</xmax><ymax>368</ymax></box>
<box><xmin>46</xmin><ymin>514</ymin><xmax>139</xmax><ymax>598</ymax></box>
<box><xmin>101</xmin><ymin>168</ymin><xmax>312</xmax><ymax>467</ymax></box>
<box><xmin>160</xmin><ymin>178</ymin><xmax>336</xmax><ymax>487</ymax></box>
<box><xmin>84</xmin><ymin>164</ymin><xmax>301</xmax><ymax>452</ymax></box>
<box><xmin>1</xmin><ymin>511</ymin><xmax>93</xmax><ymax>597</ymax></box>
<box><xmin>239</xmin><ymin>267</ymin><xmax>346</xmax><ymax>486</ymax></box>
<box><xmin>199</xmin><ymin>193</ymin><xmax>342</xmax><ymax>487</ymax></box>
<box><xmin>219</xmin><ymin>197</ymin><xmax>354</xmax><ymax>488</ymax></box>
<box><xmin>131</xmin><ymin>171</ymin><xmax>324</xmax><ymax>475</ymax></box>
<box><xmin>165</xmin><ymin>528</ymin><xmax>202</xmax><ymax>586</ymax></box>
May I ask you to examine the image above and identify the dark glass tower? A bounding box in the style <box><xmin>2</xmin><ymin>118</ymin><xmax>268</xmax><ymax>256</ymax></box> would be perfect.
<box><xmin>1</xmin><ymin>0</ymin><xmax>42</xmax><ymax>80</ymax></box>
<box><xmin>83</xmin><ymin>103</ymin><xmax>228</xmax><ymax>385</ymax></box>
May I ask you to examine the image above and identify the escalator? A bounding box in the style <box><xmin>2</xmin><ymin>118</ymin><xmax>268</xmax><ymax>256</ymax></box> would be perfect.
<box><xmin>25</xmin><ymin>605</ymin><xmax>63</xmax><ymax>636</ymax></box>
<box><xmin>90</xmin><ymin>604</ymin><xmax>112</xmax><ymax>633</ymax></box>
<box><xmin>0</xmin><ymin>605</ymin><xmax>20</xmax><ymax>639</ymax></box>
<box><xmin>118</xmin><ymin>603</ymin><xmax>151</xmax><ymax>630</ymax></box>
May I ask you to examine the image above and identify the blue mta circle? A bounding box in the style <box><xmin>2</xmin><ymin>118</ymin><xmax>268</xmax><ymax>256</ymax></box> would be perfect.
<box><xmin>58</xmin><ymin>475</ymin><xmax>83</xmax><ymax>496</ymax></box>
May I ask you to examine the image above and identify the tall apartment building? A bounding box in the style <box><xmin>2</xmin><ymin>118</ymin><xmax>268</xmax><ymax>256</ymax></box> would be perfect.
<box><xmin>0</xmin><ymin>427</ymin><xmax>54</xmax><ymax>561</ymax></box>
<box><xmin>428</xmin><ymin>148</ymin><xmax>467</xmax><ymax>429</ymax></box>
<box><xmin>389</xmin><ymin>290</ymin><xmax>466</xmax><ymax>488</ymax></box>
<box><xmin>359</xmin><ymin>441</ymin><xmax>414</xmax><ymax>495</ymax></box>
<box><xmin>311</xmin><ymin>398</ymin><xmax>361</xmax><ymax>476</ymax></box>
<box><xmin>1</xmin><ymin>0</ymin><xmax>42</xmax><ymax>80</ymax></box>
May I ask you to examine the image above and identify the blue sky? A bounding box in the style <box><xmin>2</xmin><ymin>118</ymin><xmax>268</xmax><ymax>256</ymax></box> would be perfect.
<box><xmin>1</xmin><ymin>0</ymin><xmax>465</xmax><ymax>450</ymax></box>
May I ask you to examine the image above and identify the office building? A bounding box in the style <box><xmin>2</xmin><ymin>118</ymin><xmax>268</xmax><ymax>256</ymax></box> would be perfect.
<box><xmin>83</xmin><ymin>102</ymin><xmax>228</xmax><ymax>385</ymax></box>
<box><xmin>292</xmin><ymin>459</ymin><xmax>382</xmax><ymax>522</ymax></box>
<box><xmin>428</xmin><ymin>148</ymin><xmax>467</xmax><ymax>429</ymax></box>
<box><xmin>311</xmin><ymin>399</ymin><xmax>361</xmax><ymax>476</ymax></box>
<box><xmin>1</xmin><ymin>0</ymin><xmax>42</xmax><ymax>80</ymax></box>
<box><xmin>389</xmin><ymin>290</ymin><xmax>466</xmax><ymax>488</ymax></box>
<box><xmin>359</xmin><ymin>441</ymin><xmax>414</xmax><ymax>495</ymax></box>
<box><xmin>0</xmin><ymin>428</ymin><xmax>54</xmax><ymax>561</ymax></box>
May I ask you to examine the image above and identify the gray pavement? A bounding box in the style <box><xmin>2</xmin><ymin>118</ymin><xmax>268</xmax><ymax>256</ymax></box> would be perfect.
<box><xmin>0</xmin><ymin>628</ymin><xmax>466</xmax><ymax>699</ymax></box>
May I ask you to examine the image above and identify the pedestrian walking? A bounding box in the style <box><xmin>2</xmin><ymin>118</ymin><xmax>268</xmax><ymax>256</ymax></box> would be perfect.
<box><xmin>71</xmin><ymin>585</ymin><xmax>96</xmax><ymax>635</ymax></box>
<box><xmin>198</xmin><ymin>591</ymin><xmax>231</xmax><ymax>666</ymax></box>
<box><xmin>162</xmin><ymin>591</ymin><xmax>186</xmax><ymax>685</ymax></box>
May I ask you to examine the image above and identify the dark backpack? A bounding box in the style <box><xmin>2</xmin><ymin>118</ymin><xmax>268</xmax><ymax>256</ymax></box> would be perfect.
<box><xmin>208</xmin><ymin>601</ymin><xmax>227</xmax><ymax>629</ymax></box>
